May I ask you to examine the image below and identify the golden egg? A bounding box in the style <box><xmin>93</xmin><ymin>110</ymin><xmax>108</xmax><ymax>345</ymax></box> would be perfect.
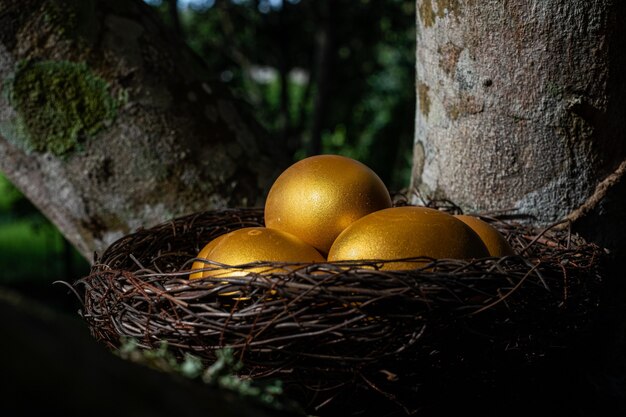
<box><xmin>327</xmin><ymin>206</ymin><xmax>490</xmax><ymax>270</ymax></box>
<box><xmin>189</xmin><ymin>234</ymin><xmax>228</xmax><ymax>280</ymax></box>
<box><xmin>192</xmin><ymin>227</ymin><xmax>324</xmax><ymax>279</ymax></box>
<box><xmin>454</xmin><ymin>215</ymin><xmax>515</xmax><ymax>257</ymax></box>
<box><xmin>265</xmin><ymin>154</ymin><xmax>392</xmax><ymax>254</ymax></box>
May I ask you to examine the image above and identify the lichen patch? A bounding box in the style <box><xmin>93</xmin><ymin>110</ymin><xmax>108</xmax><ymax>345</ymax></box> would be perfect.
<box><xmin>436</xmin><ymin>0</ymin><xmax>461</xmax><ymax>19</ymax></box>
<box><xmin>445</xmin><ymin>93</ymin><xmax>484</xmax><ymax>120</ymax></box>
<box><xmin>418</xmin><ymin>0</ymin><xmax>436</xmax><ymax>28</ymax></box>
<box><xmin>418</xmin><ymin>83</ymin><xmax>431</xmax><ymax>117</ymax></box>
<box><xmin>5</xmin><ymin>60</ymin><xmax>117</xmax><ymax>156</ymax></box>
<box><xmin>438</xmin><ymin>42</ymin><xmax>463</xmax><ymax>76</ymax></box>
<box><xmin>419</xmin><ymin>0</ymin><xmax>462</xmax><ymax>28</ymax></box>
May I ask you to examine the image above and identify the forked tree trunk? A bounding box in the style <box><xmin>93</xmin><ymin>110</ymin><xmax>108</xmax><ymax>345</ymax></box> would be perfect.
<box><xmin>0</xmin><ymin>0</ymin><xmax>286</xmax><ymax>260</ymax></box>
<box><xmin>411</xmin><ymin>0</ymin><xmax>626</xmax><ymax>250</ymax></box>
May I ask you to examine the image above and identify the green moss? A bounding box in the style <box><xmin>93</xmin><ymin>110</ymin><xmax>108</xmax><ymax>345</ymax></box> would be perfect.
<box><xmin>5</xmin><ymin>60</ymin><xmax>117</xmax><ymax>156</ymax></box>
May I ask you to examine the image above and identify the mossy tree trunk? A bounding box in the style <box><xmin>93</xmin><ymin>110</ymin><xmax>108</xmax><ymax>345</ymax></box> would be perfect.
<box><xmin>411</xmin><ymin>0</ymin><xmax>626</xmax><ymax>251</ymax></box>
<box><xmin>0</xmin><ymin>0</ymin><xmax>287</xmax><ymax>260</ymax></box>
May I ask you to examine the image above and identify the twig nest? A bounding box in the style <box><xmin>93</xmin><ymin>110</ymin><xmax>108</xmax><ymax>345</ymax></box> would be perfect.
<box><xmin>189</xmin><ymin>234</ymin><xmax>227</xmax><ymax>279</ymax></box>
<box><xmin>77</xmin><ymin>207</ymin><xmax>603</xmax><ymax>415</ymax></box>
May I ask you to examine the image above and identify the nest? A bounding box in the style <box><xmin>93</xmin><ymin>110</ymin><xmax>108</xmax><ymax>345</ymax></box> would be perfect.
<box><xmin>76</xmin><ymin>205</ymin><xmax>603</xmax><ymax>415</ymax></box>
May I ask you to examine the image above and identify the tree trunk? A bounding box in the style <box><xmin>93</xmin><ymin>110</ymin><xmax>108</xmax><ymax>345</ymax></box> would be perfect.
<box><xmin>0</xmin><ymin>0</ymin><xmax>286</xmax><ymax>261</ymax></box>
<box><xmin>411</xmin><ymin>5</ymin><xmax>626</xmax><ymax>413</ymax></box>
<box><xmin>411</xmin><ymin>1</ymin><xmax>626</xmax><ymax>245</ymax></box>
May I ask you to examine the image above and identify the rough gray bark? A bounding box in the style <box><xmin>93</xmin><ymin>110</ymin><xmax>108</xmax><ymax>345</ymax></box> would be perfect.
<box><xmin>412</xmin><ymin>5</ymin><xmax>626</xmax><ymax>390</ymax></box>
<box><xmin>0</xmin><ymin>0</ymin><xmax>286</xmax><ymax>261</ymax></box>
<box><xmin>411</xmin><ymin>1</ymin><xmax>626</xmax><ymax>233</ymax></box>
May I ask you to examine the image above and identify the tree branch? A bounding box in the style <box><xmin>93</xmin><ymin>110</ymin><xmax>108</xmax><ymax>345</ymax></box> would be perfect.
<box><xmin>562</xmin><ymin>158</ymin><xmax>626</xmax><ymax>226</ymax></box>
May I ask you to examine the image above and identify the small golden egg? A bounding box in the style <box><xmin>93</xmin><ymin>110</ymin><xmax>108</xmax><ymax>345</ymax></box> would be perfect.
<box><xmin>192</xmin><ymin>227</ymin><xmax>324</xmax><ymax>279</ymax></box>
<box><xmin>189</xmin><ymin>234</ymin><xmax>228</xmax><ymax>280</ymax></box>
<box><xmin>454</xmin><ymin>215</ymin><xmax>515</xmax><ymax>257</ymax></box>
<box><xmin>265</xmin><ymin>154</ymin><xmax>392</xmax><ymax>254</ymax></box>
<box><xmin>327</xmin><ymin>206</ymin><xmax>489</xmax><ymax>270</ymax></box>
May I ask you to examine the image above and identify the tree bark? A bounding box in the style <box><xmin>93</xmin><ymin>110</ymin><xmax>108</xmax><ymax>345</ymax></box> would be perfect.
<box><xmin>411</xmin><ymin>1</ymin><xmax>626</xmax><ymax>237</ymax></box>
<box><xmin>0</xmin><ymin>0</ymin><xmax>286</xmax><ymax>261</ymax></box>
<box><xmin>411</xmin><ymin>6</ymin><xmax>626</xmax><ymax>408</ymax></box>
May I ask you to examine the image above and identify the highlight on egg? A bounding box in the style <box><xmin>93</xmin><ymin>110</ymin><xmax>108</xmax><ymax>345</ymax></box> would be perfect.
<box><xmin>189</xmin><ymin>227</ymin><xmax>324</xmax><ymax>279</ymax></box>
<box><xmin>454</xmin><ymin>214</ymin><xmax>515</xmax><ymax>257</ymax></box>
<box><xmin>264</xmin><ymin>154</ymin><xmax>392</xmax><ymax>255</ymax></box>
<box><xmin>327</xmin><ymin>206</ymin><xmax>490</xmax><ymax>270</ymax></box>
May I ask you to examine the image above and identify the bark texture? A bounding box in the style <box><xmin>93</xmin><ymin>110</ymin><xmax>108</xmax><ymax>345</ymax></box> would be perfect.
<box><xmin>0</xmin><ymin>0</ymin><xmax>286</xmax><ymax>260</ymax></box>
<box><xmin>412</xmin><ymin>0</ymin><xmax>626</xmax><ymax>229</ymax></box>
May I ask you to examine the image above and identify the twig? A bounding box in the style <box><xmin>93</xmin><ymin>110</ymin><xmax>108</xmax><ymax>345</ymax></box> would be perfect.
<box><xmin>560</xmin><ymin>158</ymin><xmax>626</xmax><ymax>226</ymax></box>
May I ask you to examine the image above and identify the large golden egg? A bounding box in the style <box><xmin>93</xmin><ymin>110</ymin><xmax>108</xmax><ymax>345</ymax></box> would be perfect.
<box><xmin>191</xmin><ymin>227</ymin><xmax>324</xmax><ymax>279</ymax></box>
<box><xmin>265</xmin><ymin>154</ymin><xmax>392</xmax><ymax>254</ymax></box>
<box><xmin>327</xmin><ymin>206</ymin><xmax>489</xmax><ymax>270</ymax></box>
<box><xmin>454</xmin><ymin>215</ymin><xmax>515</xmax><ymax>257</ymax></box>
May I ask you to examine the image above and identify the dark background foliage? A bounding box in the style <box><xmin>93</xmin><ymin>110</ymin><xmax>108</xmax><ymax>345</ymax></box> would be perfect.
<box><xmin>0</xmin><ymin>0</ymin><xmax>416</xmax><ymax>313</ymax></box>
